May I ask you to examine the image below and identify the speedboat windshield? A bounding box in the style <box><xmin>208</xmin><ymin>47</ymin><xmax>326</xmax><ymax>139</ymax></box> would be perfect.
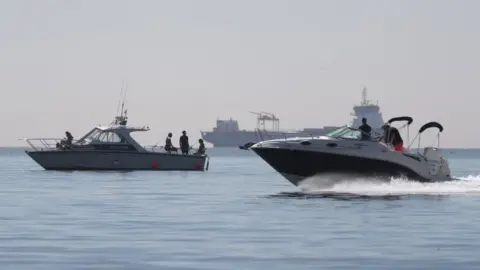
<box><xmin>326</xmin><ymin>126</ymin><xmax>351</xmax><ymax>137</ymax></box>
<box><xmin>325</xmin><ymin>126</ymin><xmax>370</xmax><ymax>140</ymax></box>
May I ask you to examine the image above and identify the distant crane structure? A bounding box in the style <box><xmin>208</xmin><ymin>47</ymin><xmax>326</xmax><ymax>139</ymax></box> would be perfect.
<box><xmin>249</xmin><ymin>111</ymin><xmax>280</xmax><ymax>132</ymax></box>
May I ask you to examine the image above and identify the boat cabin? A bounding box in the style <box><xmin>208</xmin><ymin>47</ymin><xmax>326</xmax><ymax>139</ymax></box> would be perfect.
<box><xmin>73</xmin><ymin>123</ymin><xmax>150</xmax><ymax>152</ymax></box>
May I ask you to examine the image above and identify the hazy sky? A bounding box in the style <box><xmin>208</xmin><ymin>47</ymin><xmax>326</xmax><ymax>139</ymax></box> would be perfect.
<box><xmin>1</xmin><ymin>0</ymin><xmax>479</xmax><ymax>147</ymax></box>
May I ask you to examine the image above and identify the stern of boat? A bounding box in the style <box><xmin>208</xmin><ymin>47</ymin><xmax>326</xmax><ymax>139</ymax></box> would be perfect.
<box><xmin>423</xmin><ymin>147</ymin><xmax>452</xmax><ymax>180</ymax></box>
<box><xmin>147</xmin><ymin>145</ymin><xmax>210</xmax><ymax>171</ymax></box>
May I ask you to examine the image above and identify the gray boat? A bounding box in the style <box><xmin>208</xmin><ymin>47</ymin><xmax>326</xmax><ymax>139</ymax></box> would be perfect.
<box><xmin>23</xmin><ymin>110</ymin><xmax>209</xmax><ymax>171</ymax></box>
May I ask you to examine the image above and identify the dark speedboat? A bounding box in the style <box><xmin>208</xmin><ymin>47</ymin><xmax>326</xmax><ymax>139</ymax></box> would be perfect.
<box><xmin>249</xmin><ymin>116</ymin><xmax>452</xmax><ymax>186</ymax></box>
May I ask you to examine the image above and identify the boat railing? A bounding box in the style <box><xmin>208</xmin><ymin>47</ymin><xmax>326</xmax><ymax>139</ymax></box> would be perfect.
<box><xmin>23</xmin><ymin>138</ymin><xmax>79</xmax><ymax>151</ymax></box>
<box><xmin>148</xmin><ymin>145</ymin><xmax>207</xmax><ymax>156</ymax></box>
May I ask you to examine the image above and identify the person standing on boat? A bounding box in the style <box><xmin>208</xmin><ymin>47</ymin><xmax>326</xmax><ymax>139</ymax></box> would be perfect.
<box><xmin>358</xmin><ymin>117</ymin><xmax>372</xmax><ymax>140</ymax></box>
<box><xmin>179</xmin><ymin>130</ymin><xmax>189</xmax><ymax>155</ymax></box>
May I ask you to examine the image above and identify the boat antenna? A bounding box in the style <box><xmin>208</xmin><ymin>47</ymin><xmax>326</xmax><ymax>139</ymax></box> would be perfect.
<box><xmin>120</xmin><ymin>82</ymin><xmax>128</xmax><ymax>117</ymax></box>
<box><xmin>112</xmin><ymin>82</ymin><xmax>129</xmax><ymax>126</ymax></box>
<box><xmin>116</xmin><ymin>81</ymin><xmax>126</xmax><ymax>116</ymax></box>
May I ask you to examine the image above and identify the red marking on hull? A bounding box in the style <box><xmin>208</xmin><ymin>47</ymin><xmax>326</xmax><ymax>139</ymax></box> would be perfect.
<box><xmin>152</xmin><ymin>160</ymin><xmax>159</xmax><ymax>169</ymax></box>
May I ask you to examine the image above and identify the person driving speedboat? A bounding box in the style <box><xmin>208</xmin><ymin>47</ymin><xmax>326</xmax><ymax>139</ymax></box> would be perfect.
<box><xmin>358</xmin><ymin>117</ymin><xmax>372</xmax><ymax>140</ymax></box>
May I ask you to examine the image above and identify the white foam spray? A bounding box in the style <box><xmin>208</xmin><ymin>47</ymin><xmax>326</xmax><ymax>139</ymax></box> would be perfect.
<box><xmin>297</xmin><ymin>174</ymin><xmax>480</xmax><ymax>196</ymax></box>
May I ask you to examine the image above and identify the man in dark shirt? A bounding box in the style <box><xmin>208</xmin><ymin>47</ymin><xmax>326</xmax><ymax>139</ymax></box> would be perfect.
<box><xmin>358</xmin><ymin>117</ymin><xmax>372</xmax><ymax>140</ymax></box>
<box><xmin>179</xmin><ymin>130</ymin><xmax>189</xmax><ymax>155</ymax></box>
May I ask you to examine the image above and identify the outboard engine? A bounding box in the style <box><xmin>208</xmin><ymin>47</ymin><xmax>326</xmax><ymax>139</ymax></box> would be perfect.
<box><xmin>424</xmin><ymin>147</ymin><xmax>450</xmax><ymax>177</ymax></box>
<box><xmin>440</xmin><ymin>158</ymin><xmax>451</xmax><ymax>178</ymax></box>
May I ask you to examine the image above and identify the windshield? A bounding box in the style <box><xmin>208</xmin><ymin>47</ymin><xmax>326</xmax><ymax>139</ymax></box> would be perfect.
<box><xmin>325</xmin><ymin>126</ymin><xmax>367</xmax><ymax>140</ymax></box>
<box><xmin>76</xmin><ymin>128</ymin><xmax>127</xmax><ymax>145</ymax></box>
<box><xmin>326</xmin><ymin>126</ymin><xmax>350</xmax><ymax>137</ymax></box>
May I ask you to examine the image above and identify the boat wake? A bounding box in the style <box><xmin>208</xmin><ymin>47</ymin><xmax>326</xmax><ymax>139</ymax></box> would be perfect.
<box><xmin>268</xmin><ymin>174</ymin><xmax>480</xmax><ymax>199</ymax></box>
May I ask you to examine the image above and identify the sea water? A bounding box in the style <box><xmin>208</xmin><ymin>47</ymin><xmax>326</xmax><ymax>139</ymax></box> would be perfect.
<box><xmin>0</xmin><ymin>147</ymin><xmax>479</xmax><ymax>269</ymax></box>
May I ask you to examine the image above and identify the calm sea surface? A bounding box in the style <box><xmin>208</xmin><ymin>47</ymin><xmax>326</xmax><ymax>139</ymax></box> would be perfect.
<box><xmin>1</xmin><ymin>147</ymin><xmax>480</xmax><ymax>269</ymax></box>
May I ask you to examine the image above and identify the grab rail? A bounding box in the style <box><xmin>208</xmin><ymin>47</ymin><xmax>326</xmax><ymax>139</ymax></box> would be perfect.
<box><xmin>22</xmin><ymin>138</ymin><xmax>79</xmax><ymax>151</ymax></box>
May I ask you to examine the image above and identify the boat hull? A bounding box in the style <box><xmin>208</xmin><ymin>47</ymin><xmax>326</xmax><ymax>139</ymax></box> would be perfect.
<box><xmin>25</xmin><ymin>150</ymin><xmax>208</xmax><ymax>171</ymax></box>
<box><xmin>251</xmin><ymin>147</ymin><xmax>435</xmax><ymax>186</ymax></box>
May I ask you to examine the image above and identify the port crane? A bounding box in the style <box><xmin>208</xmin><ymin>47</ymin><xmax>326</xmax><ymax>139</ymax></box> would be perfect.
<box><xmin>249</xmin><ymin>111</ymin><xmax>280</xmax><ymax>132</ymax></box>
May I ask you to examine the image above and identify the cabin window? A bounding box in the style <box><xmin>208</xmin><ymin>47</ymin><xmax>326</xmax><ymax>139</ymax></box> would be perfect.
<box><xmin>97</xmin><ymin>131</ymin><xmax>125</xmax><ymax>143</ymax></box>
<box><xmin>77</xmin><ymin>129</ymin><xmax>128</xmax><ymax>145</ymax></box>
<box><xmin>87</xmin><ymin>129</ymin><xmax>102</xmax><ymax>141</ymax></box>
<box><xmin>76</xmin><ymin>128</ymin><xmax>103</xmax><ymax>145</ymax></box>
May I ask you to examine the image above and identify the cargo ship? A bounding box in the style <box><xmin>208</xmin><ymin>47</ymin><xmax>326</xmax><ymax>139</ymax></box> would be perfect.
<box><xmin>200</xmin><ymin>88</ymin><xmax>385</xmax><ymax>147</ymax></box>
